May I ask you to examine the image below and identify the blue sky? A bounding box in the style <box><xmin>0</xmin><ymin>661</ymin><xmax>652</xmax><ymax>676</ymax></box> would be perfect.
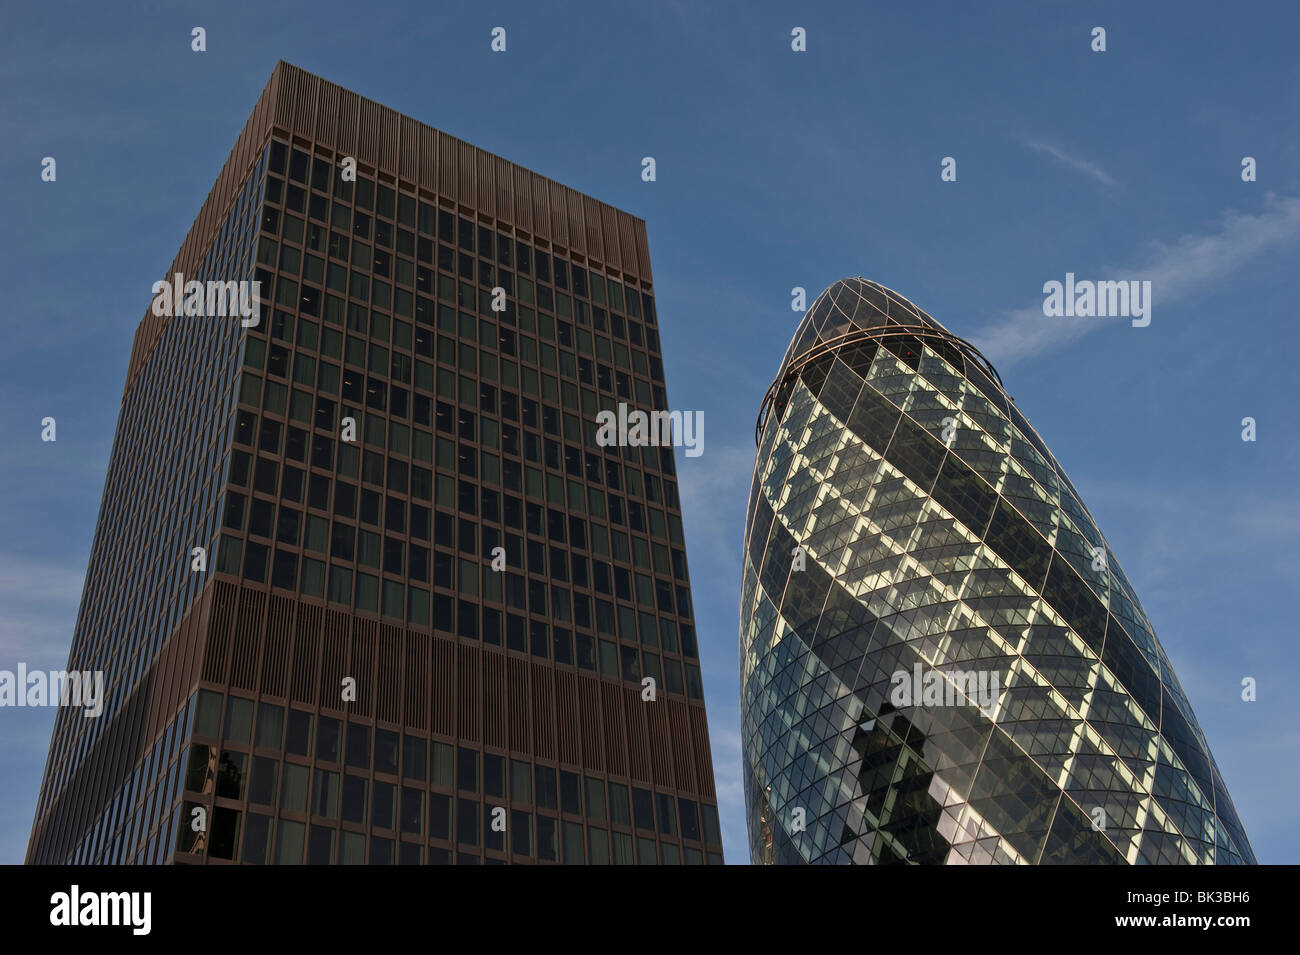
<box><xmin>1</xmin><ymin>0</ymin><xmax>1297</xmax><ymax>864</ymax></box>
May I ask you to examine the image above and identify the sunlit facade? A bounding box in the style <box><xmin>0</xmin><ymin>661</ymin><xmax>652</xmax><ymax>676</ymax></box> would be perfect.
<box><xmin>740</xmin><ymin>277</ymin><xmax>1254</xmax><ymax>865</ymax></box>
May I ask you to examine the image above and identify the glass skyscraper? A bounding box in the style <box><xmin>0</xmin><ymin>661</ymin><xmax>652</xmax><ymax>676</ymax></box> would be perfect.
<box><xmin>28</xmin><ymin>61</ymin><xmax>722</xmax><ymax>865</ymax></box>
<box><xmin>740</xmin><ymin>277</ymin><xmax>1253</xmax><ymax>865</ymax></box>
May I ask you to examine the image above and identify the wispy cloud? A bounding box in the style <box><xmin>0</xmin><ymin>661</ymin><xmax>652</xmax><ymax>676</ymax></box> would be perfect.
<box><xmin>1079</xmin><ymin>478</ymin><xmax>1300</xmax><ymax>599</ymax></box>
<box><xmin>973</xmin><ymin>194</ymin><xmax>1300</xmax><ymax>366</ymax></box>
<box><xmin>1020</xmin><ymin>137</ymin><xmax>1117</xmax><ymax>186</ymax></box>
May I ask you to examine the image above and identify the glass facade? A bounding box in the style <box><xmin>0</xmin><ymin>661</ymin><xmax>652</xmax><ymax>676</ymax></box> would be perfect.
<box><xmin>28</xmin><ymin>61</ymin><xmax>722</xmax><ymax>866</ymax></box>
<box><xmin>27</xmin><ymin>159</ymin><xmax>264</xmax><ymax>867</ymax></box>
<box><xmin>740</xmin><ymin>277</ymin><xmax>1254</xmax><ymax>865</ymax></box>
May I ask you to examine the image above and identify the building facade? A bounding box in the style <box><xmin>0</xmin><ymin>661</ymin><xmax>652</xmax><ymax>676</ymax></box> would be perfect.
<box><xmin>740</xmin><ymin>277</ymin><xmax>1254</xmax><ymax>865</ymax></box>
<box><xmin>28</xmin><ymin>61</ymin><xmax>722</xmax><ymax>865</ymax></box>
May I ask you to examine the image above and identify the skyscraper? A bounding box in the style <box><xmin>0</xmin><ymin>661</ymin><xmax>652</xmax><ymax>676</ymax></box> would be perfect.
<box><xmin>28</xmin><ymin>61</ymin><xmax>722</xmax><ymax>865</ymax></box>
<box><xmin>740</xmin><ymin>277</ymin><xmax>1253</xmax><ymax>865</ymax></box>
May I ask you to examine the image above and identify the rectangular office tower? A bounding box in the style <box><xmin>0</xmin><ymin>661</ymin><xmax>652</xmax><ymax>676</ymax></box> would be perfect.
<box><xmin>27</xmin><ymin>61</ymin><xmax>722</xmax><ymax>865</ymax></box>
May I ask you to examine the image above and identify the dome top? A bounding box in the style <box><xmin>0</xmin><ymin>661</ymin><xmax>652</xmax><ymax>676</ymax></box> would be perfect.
<box><xmin>778</xmin><ymin>277</ymin><xmax>948</xmax><ymax>381</ymax></box>
<box><xmin>758</xmin><ymin>277</ymin><xmax>1008</xmax><ymax>447</ymax></box>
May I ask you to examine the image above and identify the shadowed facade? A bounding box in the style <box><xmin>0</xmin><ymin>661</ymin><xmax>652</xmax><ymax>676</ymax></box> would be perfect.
<box><xmin>29</xmin><ymin>61</ymin><xmax>722</xmax><ymax>865</ymax></box>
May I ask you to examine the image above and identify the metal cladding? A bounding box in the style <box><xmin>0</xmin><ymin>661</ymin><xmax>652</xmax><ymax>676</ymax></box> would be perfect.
<box><xmin>29</xmin><ymin>62</ymin><xmax>722</xmax><ymax>866</ymax></box>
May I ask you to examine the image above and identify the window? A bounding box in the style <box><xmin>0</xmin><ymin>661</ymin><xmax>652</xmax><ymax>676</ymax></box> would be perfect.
<box><xmin>402</xmin><ymin>735</ymin><xmax>427</xmax><ymax>781</ymax></box>
<box><xmin>316</xmin><ymin>716</ymin><xmax>340</xmax><ymax>762</ymax></box>
<box><xmin>372</xmin><ymin>781</ymin><xmax>396</xmax><ymax>829</ymax></box>
<box><xmin>511</xmin><ymin>810</ymin><xmax>532</xmax><ymax>857</ymax></box>
<box><xmin>609</xmin><ymin>783</ymin><xmax>631</xmax><ymax>826</ymax></box>
<box><xmin>275</xmin><ymin>819</ymin><xmax>305</xmax><ymax>864</ymax></box>
<box><xmin>184</xmin><ymin>744</ymin><xmax>213</xmax><ymax>794</ymax></box>
<box><xmin>457</xmin><ymin>799</ymin><xmax>479</xmax><ymax>846</ymax></box>
<box><xmin>655</xmin><ymin>792</ymin><xmax>677</xmax><ymax>837</ymax></box>
<box><xmin>216</xmin><ymin>751</ymin><xmax>247</xmax><ymax>799</ymax></box>
<box><xmin>346</xmin><ymin>722</ymin><xmax>371</xmax><ymax>769</ymax></box>
<box><xmin>308</xmin><ymin>825</ymin><xmax>334</xmax><ymax>864</ymax></box>
<box><xmin>285</xmin><ymin>710</ymin><xmax>312</xmax><ymax>756</ymax></box>
<box><xmin>209</xmin><ymin>809</ymin><xmax>242</xmax><ymax>860</ymax></box>
<box><xmin>429</xmin><ymin>793</ymin><xmax>451</xmax><ymax>840</ymax></box>
<box><xmin>510</xmin><ymin>759</ymin><xmax>531</xmax><ymax>804</ymax></box>
<box><xmin>194</xmin><ymin>690</ymin><xmax>223</xmax><ymax>738</ymax></box>
<box><xmin>342</xmin><ymin>775</ymin><xmax>367</xmax><ymax>824</ymax></box>
<box><xmin>458</xmin><ymin>747</ymin><xmax>478</xmax><ymax>793</ymax></box>
<box><xmin>584</xmin><ymin>777</ymin><xmax>607</xmax><ymax>823</ymax></box>
<box><xmin>376</xmin><ymin>729</ymin><xmax>399</xmax><ymax>775</ymax></box>
<box><xmin>280</xmin><ymin>764</ymin><xmax>308</xmax><ymax>813</ymax></box>
<box><xmin>249</xmin><ymin>757</ymin><xmax>277</xmax><ymax>805</ymax></box>
<box><xmin>401</xmin><ymin>787</ymin><xmax>424</xmax><ymax>834</ymax></box>
<box><xmin>560</xmin><ymin>771</ymin><xmax>581</xmax><ymax>814</ymax></box>
<box><xmin>484</xmin><ymin>754</ymin><xmax>505</xmax><ymax>798</ymax></box>
<box><xmin>311</xmin><ymin>770</ymin><xmax>339</xmax><ymax>818</ymax></box>
<box><xmin>431</xmin><ymin>742</ymin><xmax>454</xmax><ymax>787</ymax></box>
